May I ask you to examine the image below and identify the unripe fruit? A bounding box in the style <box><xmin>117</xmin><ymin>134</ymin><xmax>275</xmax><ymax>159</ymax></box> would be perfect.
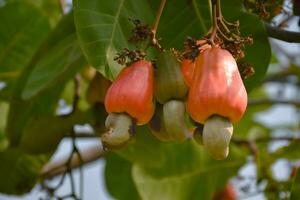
<box><xmin>193</xmin><ymin>124</ymin><xmax>204</xmax><ymax>145</ymax></box>
<box><xmin>149</xmin><ymin>101</ymin><xmax>190</xmax><ymax>143</ymax></box>
<box><xmin>104</xmin><ymin>60</ymin><xmax>155</xmax><ymax>125</ymax></box>
<box><xmin>203</xmin><ymin>115</ymin><xmax>233</xmax><ymax>160</ymax></box>
<box><xmin>163</xmin><ymin>100</ymin><xmax>190</xmax><ymax>143</ymax></box>
<box><xmin>155</xmin><ymin>50</ymin><xmax>188</xmax><ymax>104</ymax></box>
<box><xmin>148</xmin><ymin>104</ymin><xmax>172</xmax><ymax>142</ymax></box>
<box><xmin>187</xmin><ymin>47</ymin><xmax>247</xmax><ymax>124</ymax></box>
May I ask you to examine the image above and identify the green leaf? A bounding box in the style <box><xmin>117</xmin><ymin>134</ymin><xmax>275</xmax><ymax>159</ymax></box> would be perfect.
<box><xmin>132</xmin><ymin>142</ymin><xmax>246</xmax><ymax>200</ymax></box>
<box><xmin>19</xmin><ymin>110</ymin><xmax>90</xmax><ymax>154</ymax></box>
<box><xmin>105</xmin><ymin>153</ymin><xmax>141</xmax><ymax>200</ymax></box>
<box><xmin>271</xmin><ymin>142</ymin><xmax>300</xmax><ymax>161</ymax></box>
<box><xmin>21</xmin><ymin>34</ymin><xmax>85</xmax><ymax>99</ymax></box>
<box><xmin>0</xmin><ymin>1</ymin><xmax>50</xmax><ymax>74</ymax></box>
<box><xmin>73</xmin><ymin>0</ymin><xmax>205</xmax><ymax>79</ymax></box>
<box><xmin>73</xmin><ymin>0</ymin><xmax>155</xmax><ymax>80</ymax></box>
<box><xmin>22</xmin><ymin>12</ymin><xmax>85</xmax><ymax>100</ymax></box>
<box><xmin>74</xmin><ymin>0</ymin><xmax>270</xmax><ymax>89</ymax></box>
<box><xmin>25</xmin><ymin>0</ymin><xmax>62</xmax><ymax>27</ymax></box>
<box><xmin>0</xmin><ymin>131</ymin><xmax>9</xmax><ymax>152</ymax></box>
<box><xmin>6</xmin><ymin>12</ymin><xmax>85</xmax><ymax>146</ymax></box>
<box><xmin>0</xmin><ymin>148</ymin><xmax>49</xmax><ymax>195</ymax></box>
<box><xmin>116</xmin><ymin>126</ymin><xmax>165</xmax><ymax>168</ymax></box>
<box><xmin>106</xmin><ymin>125</ymin><xmax>246</xmax><ymax>200</ymax></box>
<box><xmin>0</xmin><ymin>102</ymin><xmax>8</xmax><ymax>131</ymax></box>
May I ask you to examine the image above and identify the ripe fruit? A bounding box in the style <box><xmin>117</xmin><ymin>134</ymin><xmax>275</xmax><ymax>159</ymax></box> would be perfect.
<box><xmin>187</xmin><ymin>46</ymin><xmax>247</xmax><ymax>160</ymax></box>
<box><xmin>187</xmin><ymin>47</ymin><xmax>247</xmax><ymax>124</ymax></box>
<box><xmin>103</xmin><ymin>60</ymin><xmax>155</xmax><ymax>148</ymax></box>
<box><xmin>212</xmin><ymin>183</ymin><xmax>237</xmax><ymax>200</ymax></box>
<box><xmin>181</xmin><ymin>40</ymin><xmax>210</xmax><ymax>87</ymax></box>
<box><xmin>105</xmin><ymin>60</ymin><xmax>154</xmax><ymax>125</ymax></box>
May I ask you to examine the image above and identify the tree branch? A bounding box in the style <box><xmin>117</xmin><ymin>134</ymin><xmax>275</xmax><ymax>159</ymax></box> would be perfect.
<box><xmin>233</xmin><ymin>136</ymin><xmax>300</xmax><ymax>144</ymax></box>
<box><xmin>40</xmin><ymin>145</ymin><xmax>106</xmax><ymax>179</ymax></box>
<box><xmin>248</xmin><ymin>99</ymin><xmax>300</xmax><ymax>107</ymax></box>
<box><xmin>264</xmin><ymin>22</ymin><xmax>300</xmax><ymax>43</ymax></box>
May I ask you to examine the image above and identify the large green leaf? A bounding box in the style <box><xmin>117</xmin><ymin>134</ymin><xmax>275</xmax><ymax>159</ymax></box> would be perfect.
<box><xmin>105</xmin><ymin>153</ymin><xmax>141</xmax><ymax>200</ymax></box>
<box><xmin>0</xmin><ymin>1</ymin><xmax>50</xmax><ymax>75</ymax></box>
<box><xmin>74</xmin><ymin>0</ymin><xmax>270</xmax><ymax>90</ymax></box>
<box><xmin>19</xmin><ymin>110</ymin><xmax>90</xmax><ymax>154</ymax></box>
<box><xmin>0</xmin><ymin>148</ymin><xmax>49</xmax><ymax>195</ymax></box>
<box><xmin>132</xmin><ymin>142</ymin><xmax>245</xmax><ymax>200</ymax></box>
<box><xmin>73</xmin><ymin>0</ymin><xmax>155</xmax><ymax>80</ymax></box>
<box><xmin>108</xmin><ymin>125</ymin><xmax>246</xmax><ymax>200</ymax></box>
<box><xmin>21</xmin><ymin>34</ymin><xmax>84</xmax><ymax>99</ymax></box>
<box><xmin>6</xmin><ymin>12</ymin><xmax>85</xmax><ymax>146</ymax></box>
<box><xmin>21</xmin><ymin>12</ymin><xmax>85</xmax><ymax>100</ymax></box>
<box><xmin>116</xmin><ymin>126</ymin><xmax>165</xmax><ymax>168</ymax></box>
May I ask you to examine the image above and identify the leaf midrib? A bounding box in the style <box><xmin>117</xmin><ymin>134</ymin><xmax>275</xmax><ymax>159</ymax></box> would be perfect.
<box><xmin>105</xmin><ymin>0</ymin><xmax>125</xmax><ymax>67</ymax></box>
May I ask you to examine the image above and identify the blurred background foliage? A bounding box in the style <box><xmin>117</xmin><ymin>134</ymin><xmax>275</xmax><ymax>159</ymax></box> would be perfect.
<box><xmin>0</xmin><ymin>0</ymin><xmax>300</xmax><ymax>199</ymax></box>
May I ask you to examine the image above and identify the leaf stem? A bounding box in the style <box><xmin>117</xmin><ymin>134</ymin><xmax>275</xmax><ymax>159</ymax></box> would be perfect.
<box><xmin>152</xmin><ymin>0</ymin><xmax>167</xmax><ymax>35</ymax></box>
<box><xmin>209</xmin><ymin>0</ymin><xmax>218</xmax><ymax>45</ymax></box>
<box><xmin>151</xmin><ymin>0</ymin><xmax>167</xmax><ymax>50</ymax></box>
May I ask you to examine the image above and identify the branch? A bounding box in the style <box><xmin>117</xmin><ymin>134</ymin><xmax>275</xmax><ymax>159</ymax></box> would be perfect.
<box><xmin>248</xmin><ymin>99</ymin><xmax>300</xmax><ymax>107</ymax></box>
<box><xmin>233</xmin><ymin>136</ymin><xmax>300</xmax><ymax>144</ymax></box>
<box><xmin>40</xmin><ymin>145</ymin><xmax>106</xmax><ymax>179</ymax></box>
<box><xmin>264</xmin><ymin>22</ymin><xmax>300</xmax><ymax>43</ymax></box>
<box><xmin>150</xmin><ymin>0</ymin><xmax>167</xmax><ymax>50</ymax></box>
<box><xmin>262</xmin><ymin>70</ymin><xmax>296</xmax><ymax>83</ymax></box>
<box><xmin>232</xmin><ymin>136</ymin><xmax>300</xmax><ymax>158</ymax></box>
<box><xmin>152</xmin><ymin>0</ymin><xmax>167</xmax><ymax>35</ymax></box>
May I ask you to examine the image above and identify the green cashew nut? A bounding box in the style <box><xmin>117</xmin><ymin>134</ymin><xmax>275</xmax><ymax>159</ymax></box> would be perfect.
<box><xmin>102</xmin><ymin>113</ymin><xmax>132</xmax><ymax>149</ymax></box>
<box><xmin>163</xmin><ymin>100</ymin><xmax>190</xmax><ymax>143</ymax></box>
<box><xmin>203</xmin><ymin>115</ymin><xmax>233</xmax><ymax>160</ymax></box>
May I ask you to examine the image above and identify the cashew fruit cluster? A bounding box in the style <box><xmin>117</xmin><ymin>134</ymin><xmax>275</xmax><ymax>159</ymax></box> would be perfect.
<box><xmin>102</xmin><ymin>44</ymin><xmax>247</xmax><ymax>160</ymax></box>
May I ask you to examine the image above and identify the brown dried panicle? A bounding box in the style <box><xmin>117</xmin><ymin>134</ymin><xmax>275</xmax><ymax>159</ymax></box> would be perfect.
<box><xmin>114</xmin><ymin>48</ymin><xmax>146</xmax><ymax>66</ymax></box>
<box><xmin>183</xmin><ymin>37</ymin><xmax>201</xmax><ymax>61</ymax></box>
<box><xmin>128</xmin><ymin>19</ymin><xmax>152</xmax><ymax>44</ymax></box>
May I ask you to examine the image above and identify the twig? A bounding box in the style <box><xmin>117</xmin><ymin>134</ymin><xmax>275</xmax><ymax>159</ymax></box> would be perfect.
<box><xmin>248</xmin><ymin>99</ymin><xmax>300</xmax><ymax>107</ymax></box>
<box><xmin>151</xmin><ymin>0</ymin><xmax>167</xmax><ymax>50</ymax></box>
<box><xmin>40</xmin><ymin>145</ymin><xmax>106</xmax><ymax>179</ymax></box>
<box><xmin>262</xmin><ymin>71</ymin><xmax>296</xmax><ymax>83</ymax></box>
<box><xmin>41</xmin><ymin>129</ymin><xmax>86</xmax><ymax>199</ymax></box>
<box><xmin>232</xmin><ymin>136</ymin><xmax>300</xmax><ymax>144</ymax></box>
<box><xmin>71</xmin><ymin>75</ymin><xmax>81</xmax><ymax>114</ymax></box>
<box><xmin>152</xmin><ymin>0</ymin><xmax>167</xmax><ymax>35</ymax></box>
<box><xmin>264</xmin><ymin>22</ymin><xmax>300</xmax><ymax>43</ymax></box>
